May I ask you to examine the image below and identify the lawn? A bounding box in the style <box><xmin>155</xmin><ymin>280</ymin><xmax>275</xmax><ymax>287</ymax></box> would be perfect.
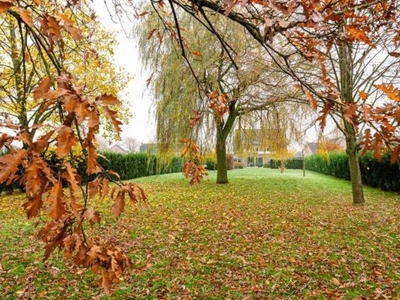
<box><xmin>0</xmin><ymin>168</ymin><xmax>399</xmax><ymax>299</ymax></box>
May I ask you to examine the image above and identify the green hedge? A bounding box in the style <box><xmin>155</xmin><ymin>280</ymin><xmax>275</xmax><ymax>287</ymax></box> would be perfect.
<box><xmin>205</xmin><ymin>157</ymin><xmax>217</xmax><ymax>171</ymax></box>
<box><xmin>305</xmin><ymin>151</ymin><xmax>400</xmax><ymax>192</ymax></box>
<box><xmin>98</xmin><ymin>152</ymin><xmax>183</xmax><ymax>181</ymax></box>
<box><xmin>305</xmin><ymin>152</ymin><xmax>350</xmax><ymax>180</ymax></box>
<box><xmin>270</xmin><ymin>158</ymin><xmax>304</xmax><ymax>170</ymax></box>
<box><xmin>0</xmin><ymin>152</ymin><xmax>183</xmax><ymax>194</ymax></box>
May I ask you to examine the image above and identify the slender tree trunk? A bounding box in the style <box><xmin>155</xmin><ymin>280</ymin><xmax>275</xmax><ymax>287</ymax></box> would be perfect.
<box><xmin>339</xmin><ymin>40</ymin><xmax>365</xmax><ymax>204</ymax></box>
<box><xmin>345</xmin><ymin>123</ymin><xmax>365</xmax><ymax>204</ymax></box>
<box><xmin>216</xmin><ymin>132</ymin><xmax>228</xmax><ymax>184</ymax></box>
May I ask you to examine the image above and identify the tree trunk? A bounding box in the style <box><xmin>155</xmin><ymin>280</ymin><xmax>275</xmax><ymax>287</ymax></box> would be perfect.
<box><xmin>216</xmin><ymin>132</ymin><xmax>229</xmax><ymax>184</ymax></box>
<box><xmin>214</xmin><ymin>99</ymin><xmax>237</xmax><ymax>184</ymax></box>
<box><xmin>339</xmin><ymin>41</ymin><xmax>365</xmax><ymax>204</ymax></box>
<box><xmin>345</xmin><ymin>125</ymin><xmax>365</xmax><ymax>204</ymax></box>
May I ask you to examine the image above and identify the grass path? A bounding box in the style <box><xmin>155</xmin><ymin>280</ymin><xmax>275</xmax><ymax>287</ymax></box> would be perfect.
<box><xmin>1</xmin><ymin>168</ymin><xmax>399</xmax><ymax>299</ymax></box>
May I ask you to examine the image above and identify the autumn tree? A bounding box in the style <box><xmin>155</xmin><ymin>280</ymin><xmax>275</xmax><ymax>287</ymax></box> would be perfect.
<box><xmin>0</xmin><ymin>1</ymin><xmax>145</xmax><ymax>294</ymax></box>
<box><xmin>0</xmin><ymin>6</ymin><xmax>132</xmax><ymax>141</ymax></box>
<box><xmin>146</xmin><ymin>0</ymin><xmax>400</xmax><ymax>204</ymax></box>
<box><xmin>135</xmin><ymin>5</ymin><xmax>308</xmax><ymax>183</ymax></box>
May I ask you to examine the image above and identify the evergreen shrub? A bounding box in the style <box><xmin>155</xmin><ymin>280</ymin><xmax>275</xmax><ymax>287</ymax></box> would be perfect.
<box><xmin>305</xmin><ymin>151</ymin><xmax>400</xmax><ymax>193</ymax></box>
<box><xmin>270</xmin><ymin>158</ymin><xmax>303</xmax><ymax>170</ymax></box>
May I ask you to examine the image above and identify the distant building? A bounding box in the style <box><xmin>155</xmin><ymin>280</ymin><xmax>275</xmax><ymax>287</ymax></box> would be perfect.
<box><xmin>233</xmin><ymin>129</ymin><xmax>275</xmax><ymax>167</ymax></box>
<box><xmin>302</xmin><ymin>136</ymin><xmax>346</xmax><ymax>157</ymax></box>
<box><xmin>109</xmin><ymin>143</ymin><xmax>129</xmax><ymax>154</ymax></box>
<box><xmin>303</xmin><ymin>142</ymin><xmax>318</xmax><ymax>156</ymax></box>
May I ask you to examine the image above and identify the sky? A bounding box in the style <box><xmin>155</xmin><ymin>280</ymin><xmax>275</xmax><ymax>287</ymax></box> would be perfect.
<box><xmin>94</xmin><ymin>2</ymin><xmax>156</xmax><ymax>144</ymax></box>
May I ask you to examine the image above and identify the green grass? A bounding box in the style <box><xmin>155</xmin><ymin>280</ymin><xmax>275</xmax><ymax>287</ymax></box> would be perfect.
<box><xmin>1</xmin><ymin>168</ymin><xmax>399</xmax><ymax>299</ymax></box>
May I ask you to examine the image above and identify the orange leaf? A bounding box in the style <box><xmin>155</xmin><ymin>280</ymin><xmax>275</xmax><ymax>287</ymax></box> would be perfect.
<box><xmin>65</xmin><ymin>24</ymin><xmax>83</xmax><ymax>41</ymax></box>
<box><xmin>192</xmin><ymin>51</ymin><xmax>202</xmax><ymax>57</ymax></box>
<box><xmin>346</xmin><ymin>25</ymin><xmax>376</xmax><ymax>48</ymax></box>
<box><xmin>87</xmin><ymin>141</ymin><xmax>101</xmax><ymax>174</ymax></box>
<box><xmin>305</xmin><ymin>90</ymin><xmax>318</xmax><ymax>110</ymax></box>
<box><xmin>181</xmin><ymin>145</ymin><xmax>189</xmax><ymax>157</ymax></box>
<box><xmin>388</xmin><ymin>52</ymin><xmax>400</xmax><ymax>58</ymax></box>
<box><xmin>63</xmin><ymin>93</ymin><xmax>78</xmax><ymax>112</ymax></box>
<box><xmin>107</xmin><ymin>170</ymin><xmax>120</xmax><ymax>180</ymax></box>
<box><xmin>208</xmin><ymin>90</ymin><xmax>218</xmax><ymax>99</ymax></box>
<box><xmin>88</xmin><ymin>178</ymin><xmax>100</xmax><ymax>198</ymax></box>
<box><xmin>62</xmin><ymin>162</ymin><xmax>81</xmax><ymax>196</ymax></box>
<box><xmin>190</xmin><ymin>110</ymin><xmax>202</xmax><ymax>127</ymax></box>
<box><xmin>0</xmin><ymin>1</ymin><xmax>13</xmax><ymax>14</ymax></box>
<box><xmin>103</xmin><ymin>106</ymin><xmax>123</xmax><ymax>135</ymax></box>
<box><xmin>32</xmin><ymin>0</ymin><xmax>42</xmax><ymax>4</ymax></box>
<box><xmin>74</xmin><ymin>100</ymin><xmax>90</xmax><ymax>123</ymax></box>
<box><xmin>0</xmin><ymin>133</ymin><xmax>13</xmax><ymax>149</ymax></box>
<box><xmin>374</xmin><ymin>84</ymin><xmax>400</xmax><ymax>102</ymax></box>
<box><xmin>16</xmin><ymin>8</ymin><xmax>33</xmax><ymax>27</ymax></box>
<box><xmin>317</xmin><ymin>102</ymin><xmax>332</xmax><ymax>132</ymax></box>
<box><xmin>358</xmin><ymin>91</ymin><xmax>369</xmax><ymax>101</ymax></box>
<box><xmin>32</xmin><ymin>130</ymin><xmax>54</xmax><ymax>153</ymax></box>
<box><xmin>96</xmin><ymin>94</ymin><xmax>121</xmax><ymax>105</ymax></box>
<box><xmin>45</xmin><ymin>88</ymin><xmax>69</xmax><ymax>100</ymax></box>
<box><xmin>112</xmin><ymin>191</ymin><xmax>125</xmax><ymax>218</ymax></box>
<box><xmin>33</xmin><ymin>77</ymin><xmax>51</xmax><ymax>100</ymax></box>
<box><xmin>44</xmin><ymin>15</ymin><xmax>62</xmax><ymax>42</ymax></box>
<box><xmin>56</xmin><ymin>126</ymin><xmax>77</xmax><ymax>158</ymax></box>
<box><xmin>147</xmin><ymin>28</ymin><xmax>156</xmax><ymax>40</ymax></box>
<box><xmin>83</xmin><ymin>208</ymin><xmax>101</xmax><ymax>226</ymax></box>
<box><xmin>101</xmin><ymin>270</ymin><xmax>112</xmax><ymax>296</ymax></box>
<box><xmin>0</xmin><ymin>149</ymin><xmax>27</xmax><ymax>185</ymax></box>
<box><xmin>25</xmin><ymin>156</ymin><xmax>56</xmax><ymax>197</ymax></box>
<box><xmin>47</xmin><ymin>182</ymin><xmax>66</xmax><ymax>219</ymax></box>
<box><xmin>361</xmin><ymin>128</ymin><xmax>371</xmax><ymax>155</ymax></box>
<box><xmin>22</xmin><ymin>195</ymin><xmax>43</xmax><ymax>218</ymax></box>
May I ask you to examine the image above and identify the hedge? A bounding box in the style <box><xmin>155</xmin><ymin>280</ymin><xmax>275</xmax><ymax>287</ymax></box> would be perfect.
<box><xmin>98</xmin><ymin>152</ymin><xmax>183</xmax><ymax>181</ymax></box>
<box><xmin>270</xmin><ymin>158</ymin><xmax>304</xmax><ymax>170</ymax></box>
<box><xmin>305</xmin><ymin>151</ymin><xmax>400</xmax><ymax>193</ymax></box>
<box><xmin>0</xmin><ymin>152</ymin><xmax>183</xmax><ymax>194</ymax></box>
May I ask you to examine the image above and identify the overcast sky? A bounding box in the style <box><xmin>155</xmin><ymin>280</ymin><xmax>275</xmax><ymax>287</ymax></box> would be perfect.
<box><xmin>94</xmin><ymin>2</ymin><xmax>156</xmax><ymax>144</ymax></box>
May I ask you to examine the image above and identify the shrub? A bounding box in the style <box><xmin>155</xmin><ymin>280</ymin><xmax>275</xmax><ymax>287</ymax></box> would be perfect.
<box><xmin>305</xmin><ymin>151</ymin><xmax>400</xmax><ymax>193</ymax></box>
<box><xmin>270</xmin><ymin>158</ymin><xmax>303</xmax><ymax>170</ymax></box>
<box><xmin>98</xmin><ymin>152</ymin><xmax>183</xmax><ymax>180</ymax></box>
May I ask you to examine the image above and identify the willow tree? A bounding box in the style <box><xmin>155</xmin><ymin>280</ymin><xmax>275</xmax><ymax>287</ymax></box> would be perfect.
<box><xmin>135</xmin><ymin>5</ymin><xmax>308</xmax><ymax>183</ymax></box>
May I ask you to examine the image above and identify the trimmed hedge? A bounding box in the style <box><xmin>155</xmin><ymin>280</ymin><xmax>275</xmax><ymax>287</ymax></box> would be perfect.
<box><xmin>270</xmin><ymin>158</ymin><xmax>304</xmax><ymax>170</ymax></box>
<box><xmin>305</xmin><ymin>151</ymin><xmax>400</xmax><ymax>193</ymax></box>
<box><xmin>98</xmin><ymin>152</ymin><xmax>183</xmax><ymax>181</ymax></box>
<box><xmin>0</xmin><ymin>152</ymin><xmax>183</xmax><ymax>194</ymax></box>
<box><xmin>305</xmin><ymin>152</ymin><xmax>349</xmax><ymax>180</ymax></box>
